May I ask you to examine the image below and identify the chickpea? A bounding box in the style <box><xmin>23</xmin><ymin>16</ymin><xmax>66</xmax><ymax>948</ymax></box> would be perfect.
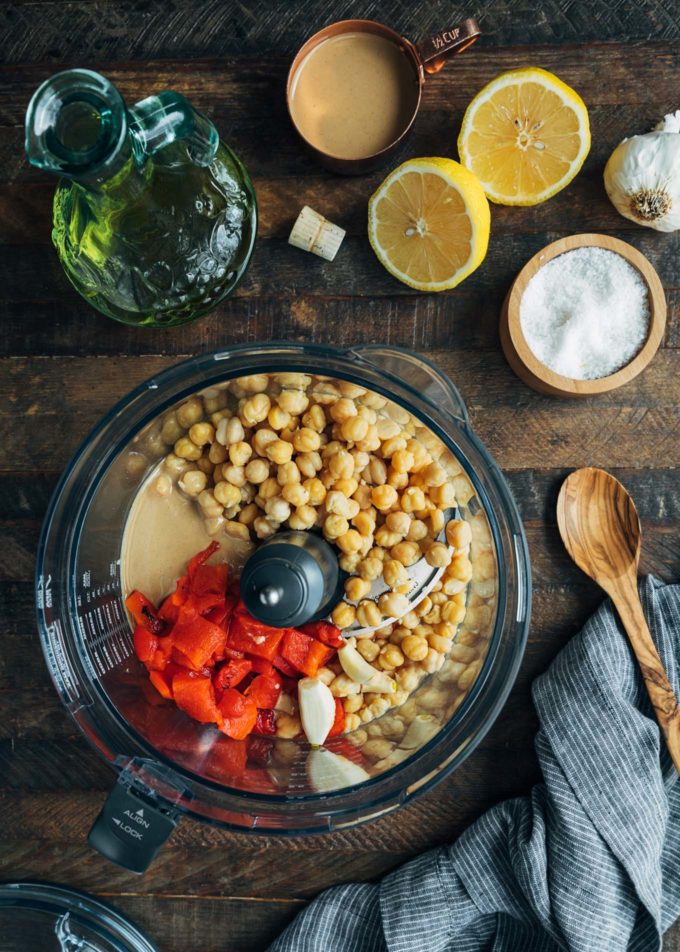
<box><xmin>263</xmin><ymin>497</ymin><xmax>290</xmax><ymax>523</ymax></box>
<box><xmin>204</xmin><ymin>515</ymin><xmax>225</xmax><ymax>536</ymax></box>
<box><xmin>375</xmin><ymin>527</ymin><xmax>402</xmax><ymax>548</ymax></box>
<box><xmin>378</xmin><ymin>643</ymin><xmax>404</xmax><ymax>671</ymax></box>
<box><xmin>345</xmin><ymin>576</ymin><xmax>372</xmax><ymax>602</ymax></box>
<box><xmin>267</xmin><ymin>405</ymin><xmax>291</xmax><ymax>431</ymax></box>
<box><xmin>282</xmin><ymin>482</ymin><xmax>309</xmax><ymax>507</ymax></box>
<box><xmin>208</xmin><ymin>442</ymin><xmax>228</xmax><ymax>464</ymax></box>
<box><xmin>352</xmin><ymin>510</ymin><xmax>375</xmax><ymax>539</ymax></box>
<box><xmin>430</xmin><ymin>509</ymin><xmax>445</xmax><ymax>535</ymax></box>
<box><xmin>396</xmin><ymin>666</ymin><xmax>421</xmax><ymax>693</ymax></box>
<box><xmin>431</xmin><ymin>482</ymin><xmax>457</xmax><ymax>508</ymax></box>
<box><xmin>449</xmin><ymin>554</ymin><xmax>473</xmax><ymax>583</ymax></box>
<box><xmin>222</xmin><ymin>464</ymin><xmax>246</xmax><ymax>487</ymax></box>
<box><xmin>328</xmin><ymin>449</ymin><xmax>354</xmax><ymax>481</ymax></box>
<box><xmin>425</xmin><ymin>541</ymin><xmax>451</xmax><ymax>568</ymax></box>
<box><xmin>176</xmin><ymin>398</ymin><xmax>204</xmax><ymax>428</ymax></box>
<box><xmin>154</xmin><ymin>473</ymin><xmax>173</xmax><ymax>497</ymax></box>
<box><xmin>357</xmin><ymin>638</ymin><xmax>380</xmax><ymax>663</ymax></box>
<box><xmin>223</xmin><ymin>441</ymin><xmax>249</xmax><ymax>467</ymax></box>
<box><xmin>238</xmin><ymin>502</ymin><xmax>259</xmax><ymax>526</ymax></box>
<box><xmin>390</xmin><ymin>541</ymin><xmax>420</xmax><ymax>566</ymax></box>
<box><xmin>371</xmin><ymin>484</ymin><xmax>398</xmax><ymax>511</ymax></box>
<box><xmin>458</xmin><ymin>662</ymin><xmax>481</xmax><ymax>692</ymax></box>
<box><xmin>387</xmin><ymin>470</ymin><xmax>409</xmax><ymax>490</ymax></box>
<box><xmin>339</xmin><ymin>552</ymin><xmax>362</xmax><ymax>574</ymax></box>
<box><xmin>217</xmin><ymin>416</ymin><xmax>245</xmax><ymax>446</ymax></box>
<box><xmin>173</xmin><ymin>436</ymin><xmax>202</xmax><ymax>461</ymax></box>
<box><xmin>196</xmin><ymin>455</ymin><xmax>214</xmax><ymax>475</ymax></box>
<box><xmin>161</xmin><ymin>416</ymin><xmax>183</xmax><ymax>445</ymax></box>
<box><xmin>329</xmin><ymin>398</ymin><xmax>357</xmax><ymax>424</ymax></box>
<box><xmin>189</xmin><ymin>422</ymin><xmax>215</xmax><ymax>446</ymax></box>
<box><xmin>288</xmin><ymin>505</ymin><xmax>317</xmax><ymax>531</ymax></box>
<box><xmin>214</xmin><ymin>481</ymin><xmax>241</xmax><ymax>508</ymax></box>
<box><xmin>332</xmin><ymin>601</ymin><xmax>356</xmax><ymax>629</ymax></box>
<box><xmin>265</xmin><ymin>440</ymin><xmax>294</xmax><ymax>465</ymax></box>
<box><xmin>422</xmin><ymin>462</ymin><xmax>447</xmax><ymax>487</ymax></box>
<box><xmin>406</xmin><ymin>519</ymin><xmax>428</xmax><ymax>542</ymax></box>
<box><xmin>385</xmin><ymin>511</ymin><xmax>410</xmax><ymax>536</ymax></box>
<box><xmin>357</xmin><ymin>600</ymin><xmax>382</xmax><ymax>628</ymax></box>
<box><xmin>368</xmin><ymin>457</ymin><xmax>387</xmax><ymax>485</ymax></box>
<box><xmin>243</xmin><ymin>458</ymin><xmax>268</xmax><ymax>484</ymax></box>
<box><xmin>383</xmin><ymin>559</ymin><xmax>408</xmax><ymax>590</ymax></box>
<box><xmin>257</xmin><ymin>477</ymin><xmax>280</xmax><ymax>501</ymax></box>
<box><xmin>297</xmin><ymin>451</ymin><xmax>322</xmax><ymax>477</ymax></box>
<box><xmin>401</xmin><ymin>634</ymin><xmax>429</xmax><ymax>661</ymax></box>
<box><xmin>178</xmin><ymin>468</ymin><xmax>208</xmax><ymax>496</ymax></box>
<box><xmin>223</xmin><ymin>520</ymin><xmax>251</xmax><ymax>542</ymax></box>
<box><xmin>351</xmin><ymin>449</ymin><xmax>370</xmax><ymax>471</ymax></box>
<box><xmin>441</xmin><ymin>600</ymin><xmax>466</xmax><ymax>625</ymax></box>
<box><xmin>380</xmin><ymin>435</ymin><xmax>407</xmax><ymax>459</ymax></box>
<box><xmin>427</xmin><ymin>631</ymin><xmax>452</xmax><ymax>653</ymax></box>
<box><xmin>401</xmin><ymin>486</ymin><xmax>426</xmax><ymax>513</ymax></box>
<box><xmin>337</xmin><ymin>529</ymin><xmax>363</xmax><ymax>554</ymax></box>
<box><xmin>378</xmin><ymin>591</ymin><xmax>410</xmax><ymax>619</ymax></box>
<box><xmin>343</xmin><ymin>694</ymin><xmax>363</xmax><ymax>715</ymax></box>
<box><xmin>391</xmin><ymin>449</ymin><xmax>415</xmax><ymax>473</ymax></box>
<box><xmin>302</xmin><ymin>477</ymin><xmax>326</xmax><ymax>506</ymax></box>
<box><xmin>421</xmin><ymin>648</ymin><xmax>444</xmax><ymax>674</ymax></box>
<box><xmin>330</xmin><ymin>674</ymin><xmax>361</xmax><ymax>698</ymax></box>
<box><xmin>241</xmin><ymin>393</ymin><xmax>271</xmax><ymax>425</ymax></box>
<box><xmin>254</xmin><ymin>516</ymin><xmax>277</xmax><ymax>540</ymax></box>
<box><xmin>275</xmin><ymin>461</ymin><xmax>299</xmax><ymax>486</ymax></box>
<box><xmin>340</xmin><ymin>415</ymin><xmax>369</xmax><ymax>443</ymax></box>
<box><xmin>324</xmin><ymin>514</ymin><xmax>349</xmax><ymax>539</ymax></box>
<box><xmin>355</xmin><ymin>424</ymin><xmax>381</xmax><ymax>453</ymax></box>
<box><xmin>236</xmin><ymin>373</ymin><xmax>269</xmax><ymax>393</ymax></box>
<box><xmin>276</xmin><ymin>389</ymin><xmax>309</xmax><ymax>415</ymax></box>
<box><xmin>302</xmin><ymin>404</ymin><xmax>326</xmax><ymax>433</ymax></box>
<box><xmin>333</xmin><ymin>477</ymin><xmax>358</xmax><ymax>499</ymax></box>
<box><xmin>357</xmin><ymin>557</ymin><xmax>383</xmax><ymax>582</ymax></box>
<box><xmin>198</xmin><ymin>489</ymin><xmax>222</xmax><ymax>515</ymax></box>
<box><xmin>276</xmin><ymin>713</ymin><xmax>302</xmax><ymax>739</ymax></box>
<box><xmin>376</xmin><ymin>417</ymin><xmax>401</xmax><ymax>441</ymax></box>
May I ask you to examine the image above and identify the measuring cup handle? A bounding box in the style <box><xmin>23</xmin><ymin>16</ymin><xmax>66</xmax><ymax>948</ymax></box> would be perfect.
<box><xmin>416</xmin><ymin>17</ymin><xmax>481</xmax><ymax>75</ymax></box>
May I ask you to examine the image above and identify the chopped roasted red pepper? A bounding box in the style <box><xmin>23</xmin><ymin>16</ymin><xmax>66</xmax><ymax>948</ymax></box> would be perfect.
<box><xmin>254</xmin><ymin>708</ymin><xmax>277</xmax><ymax>737</ymax></box>
<box><xmin>187</xmin><ymin>540</ymin><xmax>221</xmax><ymax>580</ymax></box>
<box><xmin>149</xmin><ymin>669</ymin><xmax>173</xmax><ymax>700</ymax></box>
<box><xmin>218</xmin><ymin>688</ymin><xmax>258</xmax><ymax>740</ymax></box>
<box><xmin>250</xmin><ymin>656</ymin><xmax>276</xmax><ymax>677</ymax></box>
<box><xmin>191</xmin><ymin>561</ymin><xmax>229</xmax><ymax>596</ymax></box>
<box><xmin>172</xmin><ymin>670</ymin><xmax>222</xmax><ymax>725</ymax></box>
<box><xmin>298</xmin><ymin>621</ymin><xmax>344</xmax><ymax>649</ymax></box>
<box><xmin>214</xmin><ymin>658</ymin><xmax>253</xmax><ymax>692</ymax></box>
<box><xmin>272</xmin><ymin>653</ymin><xmax>298</xmax><ymax>678</ymax></box>
<box><xmin>246</xmin><ymin>674</ymin><xmax>281</xmax><ymax>710</ymax></box>
<box><xmin>172</xmin><ymin>609</ymin><xmax>227</xmax><ymax>671</ymax></box>
<box><xmin>127</xmin><ymin>591</ymin><xmax>166</xmax><ymax>635</ymax></box>
<box><xmin>227</xmin><ymin>606</ymin><xmax>286</xmax><ymax>661</ymax></box>
<box><xmin>328</xmin><ymin>697</ymin><xmax>346</xmax><ymax>738</ymax></box>
<box><xmin>280</xmin><ymin>629</ymin><xmax>335</xmax><ymax>677</ymax></box>
<box><xmin>133</xmin><ymin>625</ymin><xmax>158</xmax><ymax>664</ymax></box>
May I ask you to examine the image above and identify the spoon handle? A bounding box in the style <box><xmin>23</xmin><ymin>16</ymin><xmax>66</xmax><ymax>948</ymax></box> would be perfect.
<box><xmin>612</xmin><ymin>582</ymin><xmax>680</xmax><ymax>772</ymax></box>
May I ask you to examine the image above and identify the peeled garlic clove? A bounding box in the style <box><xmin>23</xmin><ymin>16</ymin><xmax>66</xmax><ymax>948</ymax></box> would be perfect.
<box><xmin>306</xmin><ymin>747</ymin><xmax>370</xmax><ymax>793</ymax></box>
<box><xmin>338</xmin><ymin>643</ymin><xmax>381</xmax><ymax>683</ymax></box>
<box><xmin>288</xmin><ymin>206</ymin><xmax>345</xmax><ymax>261</ymax></box>
<box><xmin>338</xmin><ymin>643</ymin><xmax>396</xmax><ymax>694</ymax></box>
<box><xmin>399</xmin><ymin>714</ymin><xmax>439</xmax><ymax>750</ymax></box>
<box><xmin>298</xmin><ymin>677</ymin><xmax>336</xmax><ymax>746</ymax></box>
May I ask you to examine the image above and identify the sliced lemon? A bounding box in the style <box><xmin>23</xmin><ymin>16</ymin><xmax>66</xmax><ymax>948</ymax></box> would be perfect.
<box><xmin>368</xmin><ymin>157</ymin><xmax>490</xmax><ymax>292</ymax></box>
<box><xmin>458</xmin><ymin>67</ymin><xmax>590</xmax><ymax>206</ymax></box>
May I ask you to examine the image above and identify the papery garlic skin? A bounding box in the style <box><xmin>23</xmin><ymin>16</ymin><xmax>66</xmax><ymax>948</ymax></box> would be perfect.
<box><xmin>604</xmin><ymin>129</ymin><xmax>680</xmax><ymax>232</ymax></box>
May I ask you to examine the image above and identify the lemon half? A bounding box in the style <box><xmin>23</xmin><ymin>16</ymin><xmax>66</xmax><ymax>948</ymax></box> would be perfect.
<box><xmin>368</xmin><ymin>157</ymin><xmax>490</xmax><ymax>292</ymax></box>
<box><xmin>458</xmin><ymin>67</ymin><xmax>590</xmax><ymax>206</ymax></box>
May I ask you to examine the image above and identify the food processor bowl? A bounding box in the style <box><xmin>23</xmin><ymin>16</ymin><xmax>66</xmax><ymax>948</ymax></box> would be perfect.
<box><xmin>36</xmin><ymin>343</ymin><xmax>531</xmax><ymax>871</ymax></box>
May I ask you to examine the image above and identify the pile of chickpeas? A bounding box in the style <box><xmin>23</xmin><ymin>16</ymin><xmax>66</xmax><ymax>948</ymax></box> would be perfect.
<box><xmin>147</xmin><ymin>372</ymin><xmax>494</xmax><ymax>736</ymax></box>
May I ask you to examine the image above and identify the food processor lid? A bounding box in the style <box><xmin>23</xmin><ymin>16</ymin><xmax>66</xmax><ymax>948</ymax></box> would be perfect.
<box><xmin>0</xmin><ymin>881</ymin><xmax>159</xmax><ymax>952</ymax></box>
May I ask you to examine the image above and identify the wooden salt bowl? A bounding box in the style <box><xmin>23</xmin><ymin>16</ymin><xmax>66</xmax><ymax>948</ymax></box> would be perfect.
<box><xmin>499</xmin><ymin>233</ymin><xmax>666</xmax><ymax>398</ymax></box>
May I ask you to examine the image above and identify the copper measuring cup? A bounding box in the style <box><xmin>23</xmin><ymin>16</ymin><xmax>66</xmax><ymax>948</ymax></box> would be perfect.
<box><xmin>287</xmin><ymin>17</ymin><xmax>481</xmax><ymax>175</ymax></box>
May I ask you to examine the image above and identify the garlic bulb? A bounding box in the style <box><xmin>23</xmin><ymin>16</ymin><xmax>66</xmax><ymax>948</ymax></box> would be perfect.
<box><xmin>603</xmin><ymin>111</ymin><xmax>680</xmax><ymax>232</ymax></box>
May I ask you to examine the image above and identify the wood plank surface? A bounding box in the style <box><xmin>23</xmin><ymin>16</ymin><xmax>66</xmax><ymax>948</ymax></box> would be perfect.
<box><xmin>0</xmin><ymin>1</ymin><xmax>678</xmax><ymax>949</ymax></box>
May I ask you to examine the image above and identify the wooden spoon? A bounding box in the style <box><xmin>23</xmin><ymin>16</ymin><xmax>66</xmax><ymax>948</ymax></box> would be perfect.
<box><xmin>557</xmin><ymin>467</ymin><xmax>680</xmax><ymax>771</ymax></box>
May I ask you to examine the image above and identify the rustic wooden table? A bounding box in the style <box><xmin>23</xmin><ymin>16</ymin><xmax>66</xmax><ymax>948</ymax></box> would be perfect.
<box><xmin>1</xmin><ymin>1</ymin><xmax>678</xmax><ymax>949</ymax></box>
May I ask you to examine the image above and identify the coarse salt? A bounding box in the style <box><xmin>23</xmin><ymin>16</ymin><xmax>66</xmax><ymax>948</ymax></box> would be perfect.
<box><xmin>519</xmin><ymin>247</ymin><xmax>650</xmax><ymax>380</ymax></box>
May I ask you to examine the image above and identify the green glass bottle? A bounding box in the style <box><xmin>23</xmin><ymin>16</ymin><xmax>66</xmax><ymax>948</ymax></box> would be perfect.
<box><xmin>25</xmin><ymin>70</ymin><xmax>257</xmax><ymax>327</ymax></box>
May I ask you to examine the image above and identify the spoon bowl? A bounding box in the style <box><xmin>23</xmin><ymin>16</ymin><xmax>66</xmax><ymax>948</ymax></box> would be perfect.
<box><xmin>557</xmin><ymin>467</ymin><xmax>680</xmax><ymax>772</ymax></box>
<box><xmin>557</xmin><ymin>467</ymin><xmax>641</xmax><ymax>593</ymax></box>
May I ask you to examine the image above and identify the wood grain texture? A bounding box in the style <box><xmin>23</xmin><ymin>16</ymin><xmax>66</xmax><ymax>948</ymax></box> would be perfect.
<box><xmin>558</xmin><ymin>468</ymin><xmax>680</xmax><ymax>768</ymax></box>
<box><xmin>1</xmin><ymin>1</ymin><xmax>679</xmax><ymax>949</ymax></box>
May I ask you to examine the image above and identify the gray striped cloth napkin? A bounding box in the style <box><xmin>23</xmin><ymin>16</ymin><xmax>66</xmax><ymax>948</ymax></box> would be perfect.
<box><xmin>268</xmin><ymin>577</ymin><xmax>680</xmax><ymax>952</ymax></box>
